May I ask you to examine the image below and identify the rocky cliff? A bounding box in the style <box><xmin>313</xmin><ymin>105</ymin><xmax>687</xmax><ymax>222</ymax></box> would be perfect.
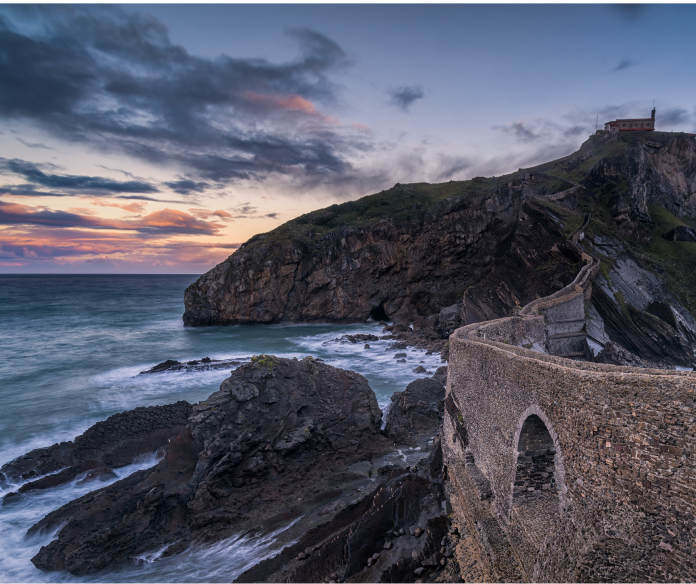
<box><xmin>183</xmin><ymin>180</ymin><xmax>528</xmax><ymax>325</ymax></box>
<box><xmin>183</xmin><ymin>132</ymin><xmax>696</xmax><ymax>326</ymax></box>
<box><xmin>184</xmin><ymin>131</ymin><xmax>696</xmax><ymax>367</ymax></box>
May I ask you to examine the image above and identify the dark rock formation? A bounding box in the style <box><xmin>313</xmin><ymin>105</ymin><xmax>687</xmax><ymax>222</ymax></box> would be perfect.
<box><xmin>459</xmin><ymin>199</ymin><xmax>581</xmax><ymax>325</ymax></box>
<box><xmin>384</xmin><ymin>378</ymin><xmax>446</xmax><ymax>447</ymax></box>
<box><xmin>583</xmin><ymin>132</ymin><xmax>696</xmax><ymax>225</ymax></box>
<box><xmin>322</xmin><ymin>334</ymin><xmax>379</xmax><ymax>346</ymax></box>
<box><xmin>662</xmin><ymin>225</ymin><xmax>696</xmax><ymax>242</ymax></box>
<box><xmin>29</xmin><ymin>356</ymin><xmax>393</xmax><ymax>575</ymax></box>
<box><xmin>183</xmin><ymin>181</ymin><xmax>524</xmax><ymax>326</ymax></box>
<box><xmin>140</xmin><ymin>357</ymin><xmax>248</xmax><ymax>374</ymax></box>
<box><xmin>380</xmin><ymin>324</ymin><xmax>447</xmax><ymax>357</ymax></box>
<box><xmin>0</xmin><ymin>401</ymin><xmax>192</xmax><ymax>494</ymax></box>
<box><xmin>234</xmin><ymin>438</ymin><xmax>450</xmax><ymax>584</ymax></box>
<box><xmin>589</xmin><ymin>257</ymin><xmax>696</xmax><ymax>368</ymax></box>
<box><xmin>591</xmin><ymin>341</ymin><xmax>646</xmax><ymax>367</ymax></box>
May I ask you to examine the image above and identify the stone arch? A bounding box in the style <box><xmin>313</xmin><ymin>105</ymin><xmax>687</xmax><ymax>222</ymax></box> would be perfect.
<box><xmin>509</xmin><ymin>405</ymin><xmax>567</xmax><ymax>519</ymax></box>
<box><xmin>506</xmin><ymin>406</ymin><xmax>567</xmax><ymax>577</ymax></box>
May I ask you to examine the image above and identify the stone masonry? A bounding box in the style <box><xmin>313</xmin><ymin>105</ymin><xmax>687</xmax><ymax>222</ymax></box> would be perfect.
<box><xmin>443</xmin><ymin>258</ymin><xmax>696</xmax><ymax>582</ymax></box>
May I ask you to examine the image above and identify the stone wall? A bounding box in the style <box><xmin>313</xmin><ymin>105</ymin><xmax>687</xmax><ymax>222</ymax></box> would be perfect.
<box><xmin>444</xmin><ymin>312</ymin><xmax>696</xmax><ymax>581</ymax></box>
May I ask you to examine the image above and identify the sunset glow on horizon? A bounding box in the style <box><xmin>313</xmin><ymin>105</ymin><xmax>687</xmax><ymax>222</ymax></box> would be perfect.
<box><xmin>1</xmin><ymin>4</ymin><xmax>695</xmax><ymax>273</ymax></box>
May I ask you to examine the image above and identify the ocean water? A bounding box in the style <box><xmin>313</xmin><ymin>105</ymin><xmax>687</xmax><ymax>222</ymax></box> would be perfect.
<box><xmin>0</xmin><ymin>275</ymin><xmax>443</xmax><ymax>582</ymax></box>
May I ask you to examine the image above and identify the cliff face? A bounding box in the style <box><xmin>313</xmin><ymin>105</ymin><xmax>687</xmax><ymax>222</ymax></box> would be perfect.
<box><xmin>184</xmin><ymin>182</ymin><xmax>524</xmax><ymax>325</ymax></box>
<box><xmin>184</xmin><ymin>132</ymin><xmax>696</xmax><ymax>339</ymax></box>
<box><xmin>585</xmin><ymin>132</ymin><xmax>696</xmax><ymax>223</ymax></box>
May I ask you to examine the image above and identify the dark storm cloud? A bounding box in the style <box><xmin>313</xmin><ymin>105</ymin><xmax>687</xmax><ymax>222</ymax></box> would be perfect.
<box><xmin>613</xmin><ymin>58</ymin><xmax>635</xmax><ymax>72</ymax></box>
<box><xmin>388</xmin><ymin>86</ymin><xmax>425</xmax><ymax>112</ymax></box>
<box><xmin>0</xmin><ymin>6</ymin><xmax>364</xmax><ymax>187</ymax></box>
<box><xmin>434</xmin><ymin>155</ymin><xmax>475</xmax><ymax>182</ymax></box>
<box><xmin>564</xmin><ymin>125</ymin><xmax>588</xmax><ymax>137</ymax></box>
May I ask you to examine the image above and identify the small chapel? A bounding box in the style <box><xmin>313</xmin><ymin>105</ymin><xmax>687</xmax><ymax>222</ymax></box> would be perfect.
<box><xmin>604</xmin><ymin>108</ymin><xmax>656</xmax><ymax>132</ymax></box>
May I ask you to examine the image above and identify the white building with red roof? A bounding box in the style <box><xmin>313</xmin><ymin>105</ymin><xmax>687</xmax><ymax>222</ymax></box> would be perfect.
<box><xmin>604</xmin><ymin>108</ymin><xmax>656</xmax><ymax>132</ymax></box>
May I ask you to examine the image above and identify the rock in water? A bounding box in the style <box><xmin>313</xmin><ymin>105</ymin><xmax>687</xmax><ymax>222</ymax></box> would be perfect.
<box><xmin>0</xmin><ymin>401</ymin><xmax>192</xmax><ymax>492</ymax></box>
<box><xmin>29</xmin><ymin>356</ymin><xmax>391</xmax><ymax>575</ymax></box>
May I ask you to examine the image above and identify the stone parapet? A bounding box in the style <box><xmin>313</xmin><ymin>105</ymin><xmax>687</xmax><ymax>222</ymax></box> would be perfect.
<box><xmin>444</xmin><ymin>310</ymin><xmax>696</xmax><ymax>581</ymax></box>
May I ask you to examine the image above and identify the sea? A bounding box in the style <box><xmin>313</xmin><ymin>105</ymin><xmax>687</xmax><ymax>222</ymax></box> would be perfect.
<box><xmin>0</xmin><ymin>274</ymin><xmax>443</xmax><ymax>582</ymax></box>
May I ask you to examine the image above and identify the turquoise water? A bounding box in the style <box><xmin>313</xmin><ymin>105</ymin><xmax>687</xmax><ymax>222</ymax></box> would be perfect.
<box><xmin>0</xmin><ymin>275</ymin><xmax>442</xmax><ymax>582</ymax></box>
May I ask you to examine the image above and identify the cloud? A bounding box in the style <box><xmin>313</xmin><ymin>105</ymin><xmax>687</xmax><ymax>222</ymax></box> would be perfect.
<box><xmin>0</xmin><ymin>7</ymin><xmax>366</xmax><ymax>190</ymax></box>
<box><xmin>0</xmin><ymin>200</ymin><xmax>223</xmax><ymax>235</ymax></box>
<box><xmin>189</xmin><ymin>208</ymin><xmax>233</xmax><ymax>221</ymax></box>
<box><xmin>16</xmin><ymin>138</ymin><xmax>54</xmax><ymax>150</ymax></box>
<box><xmin>495</xmin><ymin>121</ymin><xmax>542</xmax><ymax>143</ymax></box>
<box><xmin>0</xmin><ymin>227</ymin><xmax>243</xmax><ymax>272</ymax></box>
<box><xmin>613</xmin><ymin>58</ymin><xmax>635</xmax><ymax>72</ymax></box>
<box><xmin>388</xmin><ymin>86</ymin><xmax>425</xmax><ymax>112</ymax></box>
<box><xmin>658</xmin><ymin>107</ymin><xmax>690</xmax><ymax>127</ymax></box>
<box><xmin>0</xmin><ymin>157</ymin><xmax>159</xmax><ymax>193</ymax></box>
<box><xmin>164</xmin><ymin>179</ymin><xmax>211</xmax><ymax>195</ymax></box>
<box><xmin>89</xmin><ymin>198</ymin><xmax>147</xmax><ymax>213</ymax></box>
<box><xmin>433</xmin><ymin>155</ymin><xmax>475</xmax><ymax>182</ymax></box>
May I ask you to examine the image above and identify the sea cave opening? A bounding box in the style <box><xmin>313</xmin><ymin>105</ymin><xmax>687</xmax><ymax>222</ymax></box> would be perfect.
<box><xmin>369</xmin><ymin>303</ymin><xmax>389</xmax><ymax>322</ymax></box>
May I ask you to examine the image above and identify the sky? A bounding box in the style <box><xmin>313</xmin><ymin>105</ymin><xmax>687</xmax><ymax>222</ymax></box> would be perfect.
<box><xmin>1</xmin><ymin>3</ymin><xmax>695</xmax><ymax>274</ymax></box>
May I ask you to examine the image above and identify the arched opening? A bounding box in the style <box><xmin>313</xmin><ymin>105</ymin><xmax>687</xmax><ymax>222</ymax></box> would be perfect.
<box><xmin>509</xmin><ymin>412</ymin><xmax>563</xmax><ymax>577</ymax></box>
<box><xmin>513</xmin><ymin>415</ymin><xmax>557</xmax><ymax>503</ymax></box>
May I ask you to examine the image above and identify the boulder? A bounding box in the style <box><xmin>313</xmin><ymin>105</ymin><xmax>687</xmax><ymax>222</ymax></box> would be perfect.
<box><xmin>662</xmin><ymin>226</ymin><xmax>696</xmax><ymax>243</ymax></box>
<box><xmin>383</xmin><ymin>378</ymin><xmax>445</xmax><ymax>447</ymax></box>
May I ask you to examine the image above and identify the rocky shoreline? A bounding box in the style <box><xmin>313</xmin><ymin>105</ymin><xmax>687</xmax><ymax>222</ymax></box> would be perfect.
<box><xmin>2</xmin><ymin>355</ymin><xmax>452</xmax><ymax>581</ymax></box>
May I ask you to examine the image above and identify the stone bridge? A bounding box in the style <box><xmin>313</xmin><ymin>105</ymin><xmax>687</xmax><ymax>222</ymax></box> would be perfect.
<box><xmin>443</xmin><ymin>256</ymin><xmax>696</xmax><ymax>581</ymax></box>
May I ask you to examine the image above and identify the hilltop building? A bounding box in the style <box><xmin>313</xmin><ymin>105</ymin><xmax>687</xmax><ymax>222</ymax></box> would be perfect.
<box><xmin>604</xmin><ymin>108</ymin><xmax>655</xmax><ymax>132</ymax></box>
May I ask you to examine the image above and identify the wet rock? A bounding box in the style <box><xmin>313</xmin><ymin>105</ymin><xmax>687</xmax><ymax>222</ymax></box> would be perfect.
<box><xmin>364</xmin><ymin>344</ymin><xmax>370</xmax><ymax>349</ymax></box>
<box><xmin>0</xmin><ymin>401</ymin><xmax>192</xmax><ymax>490</ymax></box>
<box><xmin>235</xmin><ymin>445</ymin><xmax>448</xmax><ymax>584</ymax></box>
<box><xmin>413</xmin><ymin>365</ymin><xmax>426</xmax><ymax>373</ymax></box>
<box><xmin>29</xmin><ymin>356</ymin><xmax>392</xmax><ymax>575</ymax></box>
<box><xmin>323</xmin><ymin>334</ymin><xmax>380</xmax><ymax>346</ymax></box>
<box><xmin>431</xmin><ymin>366</ymin><xmax>447</xmax><ymax>387</ymax></box>
<box><xmin>384</xmin><ymin>378</ymin><xmax>445</xmax><ymax>447</ymax></box>
<box><xmin>140</xmin><ymin>358</ymin><xmax>247</xmax><ymax>374</ymax></box>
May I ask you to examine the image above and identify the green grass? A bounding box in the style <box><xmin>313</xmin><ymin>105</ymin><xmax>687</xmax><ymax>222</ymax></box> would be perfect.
<box><xmin>630</xmin><ymin>203</ymin><xmax>696</xmax><ymax>313</ymax></box>
<box><xmin>534</xmin><ymin>199</ymin><xmax>584</xmax><ymax>237</ymax></box>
